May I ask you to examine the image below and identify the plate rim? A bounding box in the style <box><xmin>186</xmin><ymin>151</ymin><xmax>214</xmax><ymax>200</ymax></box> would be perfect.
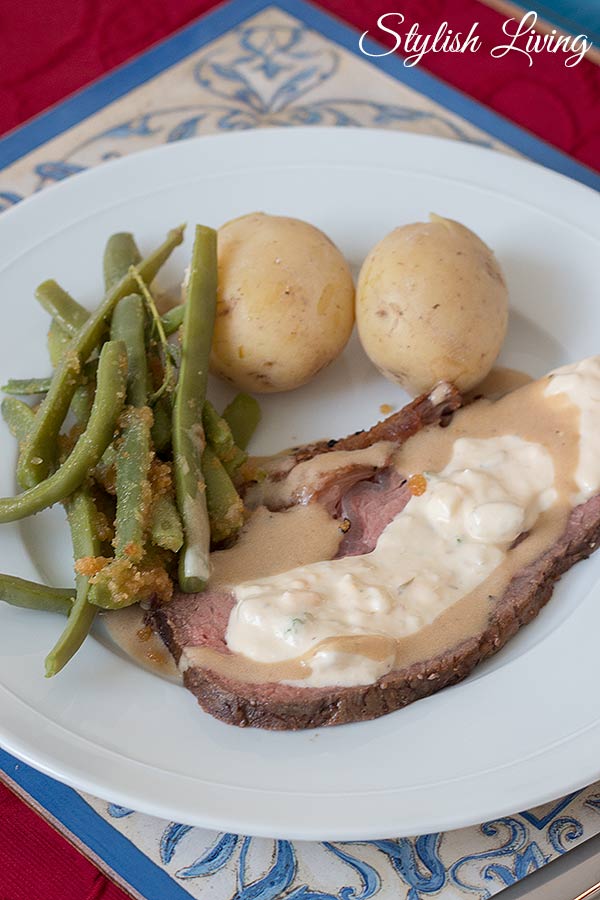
<box><xmin>1</xmin><ymin>126</ymin><xmax>600</xmax><ymax>840</ymax></box>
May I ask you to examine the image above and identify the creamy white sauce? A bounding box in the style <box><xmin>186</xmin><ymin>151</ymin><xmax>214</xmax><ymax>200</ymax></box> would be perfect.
<box><xmin>545</xmin><ymin>356</ymin><xmax>600</xmax><ymax>502</ymax></box>
<box><xmin>226</xmin><ymin>435</ymin><xmax>557</xmax><ymax>686</ymax></box>
<box><xmin>292</xmin><ymin>648</ymin><xmax>396</xmax><ymax>688</ymax></box>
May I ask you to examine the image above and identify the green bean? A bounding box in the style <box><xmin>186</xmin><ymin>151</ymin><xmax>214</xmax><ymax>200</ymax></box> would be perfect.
<box><xmin>47</xmin><ymin>318</ymin><xmax>72</xmax><ymax>367</ymax></box>
<box><xmin>112</xmin><ymin>409</ymin><xmax>152</xmax><ymax>560</ymax></box>
<box><xmin>18</xmin><ymin>226</ymin><xmax>184</xmax><ymax>488</ymax></box>
<box><xmin>3</xmin><ymin>360</ymin><xmax>97</xmax><ymax>401</ymax></box>
<box><xmin>202</xmin><ymin>445</ymin><xmax>244</xmax><ymax>545</ymax></box>
<box><xmin>48</xmin><ymin>354</ymin><xmax>103</xmax><ymax>675</ymax></box>
<box><xmin>3</xmin><ymin>366</ymin><xmax>98</xmax><ymax>441</ymax></box>
<box><xmin>86</xmin><ymin>297</ymin><xmax>153</xmax><ymax>616</ymax></box>
<box><xmin>69</xmin><ymin>359</ymin><xmax>99</xmax><ymax>427</ymax></box>
<box><xmin>70</xmin><ymin>381</ymin><xmax>95</xmax><ymax>425</ymax></box>
<box><xmin>222</xmin><ymin>393</ymin><xmax>261</xmax><ymax>451</ymax></box>
<box><xmin>35</xmin><ymin>280</ymin><xmax>89</xmax><ymax>335</ymax></box>
<box><xmin>92</xmin><ymin>443</ymin><xmax>117</xmax><ymax>494</ymax></box>
<box><xmin>203</xmin><ymin>400</ymin><xmax>246</xmax><ymax>475</ymax></box>
<box><xmin>35</xmin><ymin>249</ymin><xmax>174</xmax><ymax>331</ymax></box>
<box><xmin>0</xmin><ymin>574</ymin><xmax>75</xmax><ymax>615</ymax></box>
<box><xmin>161</xmin><ymin>305</ymin><xmax>185</xmax><ymax>336</ymax></box>
<box><xmin>2</xmin><ymin>377</ymin><xmax>52</xmax><ymax>396</ymax></box>
<box><xmin>2</xmin><ymin>397</ymin><xmax>35</xmax><ymax>443</ymax></box>
<box><xmin>111</xmin><ymin>294</ymin><xmax>148</xmax><ymax>407</ymax></box>
<box><xmin>0</xmin><ymin>340</ymin><xmax>127</xmax><ymax>523</ymax></box>
<box><xmin>150</xmin><ymin>494</ymin><xmax>184</xmax><ymax>552</ymax></box>
<box><xmin>45</xmin><ymin>488</ymin><xmax>101</xmax><ymax>677</ymax></box>
<box><xmin>172</xmin><ymin>225</ymin><xmax>217</xmax><ymax>591</ymax></box>
<box><xmin>151</xmin><ymin>394</ymin><xmax>172</xmax><ymax>453</ymax></box>
<box><xmin>132</xmin><ymin>270</ymin><xmax>174</xmax><ymax>403</ymax></box>
<box><xmin>37</xmin><ymin>294</ymin><xmax>181</xmax><ymax>341</ymax></box>
<box><xmin>104</xmin><ymin>233</ymin><xmax>142</xmax><ymax>292</ymax></box>
<box><xmin>110</xmin><ymin>295</ymin><xmax>152</xmax><ymax>560</ymax></box>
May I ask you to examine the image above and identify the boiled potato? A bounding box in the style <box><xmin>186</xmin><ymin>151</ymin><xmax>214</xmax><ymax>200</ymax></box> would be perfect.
<box><xmin>356</xmin><ymin>215</ymin><xmax>508</xmax><ymax>395</ymax></box>
<box><xmin>211</xmin><ymin>213</ymin><xmax>355</xmax><ymax>392</ymax></box>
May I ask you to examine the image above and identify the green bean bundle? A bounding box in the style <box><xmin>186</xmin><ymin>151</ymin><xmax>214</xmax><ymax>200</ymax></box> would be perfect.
<box><xmin>19</xmin><ymin>226</ymin><xmax>184</xmax><ymax>488</ymax></box>
<box><xmin>0</xmin><ymin>340</ymin><xmax>127</xmax><ymax>523</ymax></box>
<box><xmin>0</xmin><ymin>222</ymin><xmax>264</xmax><ymax>678</ymax></box>
<box><xmin>172</xmin><ymin>225</ymin><xmax>217</xmax><ymax>591</ymax></box>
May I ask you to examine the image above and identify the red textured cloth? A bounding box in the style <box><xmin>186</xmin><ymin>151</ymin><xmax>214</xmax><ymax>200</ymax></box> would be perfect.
<box><xmin>0</xmin><ymin>1</ymin><xmax>598</xmax><ymax>898</ymax></box>
<box><xmin>0</xmin><ymin>780</ymin><xmax>128</xmax><ymax>900</ymax></box>
<box><xmin>0</xmin><ymin>0</ymin><xmax>598</xmax><ymax>168</ymax></box>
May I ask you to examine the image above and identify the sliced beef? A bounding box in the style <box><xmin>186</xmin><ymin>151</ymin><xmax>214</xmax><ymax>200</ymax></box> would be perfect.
<box><xmin>245</xmin><ymin>383</ymin><xmax>461</xmax><ymax>493</ymax></box>
<box><xmin>291</xmin><ymin>383</ymin><xmax>460</xmax><ymax>461</ymax></box>
<box><xmin>150</xmin><ymin>381</ymin><xmax>596</xmax><ymax>731</ymax></box>
<box><xmin>337</xmin><ymin>469</ymin><xmax>410</xmax><ymax>557</ymax></box>
<box><xmin>152</xmin><ymin>494</ymin><xmax>600</xmax><ymax>729</ymax></box>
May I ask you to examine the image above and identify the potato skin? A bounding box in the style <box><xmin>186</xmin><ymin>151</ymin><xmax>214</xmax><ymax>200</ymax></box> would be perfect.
<box><xmin>211</xmin><ymin>213</ymin><xmax>355</xmax><ymax>393</ymax></box>
<box><xmin>356</xmin><ymin>217</ymin><xmax>508</xmax><ymax>394</ymax></box>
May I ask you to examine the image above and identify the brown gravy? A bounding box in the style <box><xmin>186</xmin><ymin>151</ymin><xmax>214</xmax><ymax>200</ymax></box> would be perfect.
<box><xmin>103</xmin><ymin>605</ymin><xmax>181</xmax><ymax>683</ymax></box>
<box><xmin>470</xmin><ymin>366</ymin><xmax>534</xmax><ymax>401</ymax></box>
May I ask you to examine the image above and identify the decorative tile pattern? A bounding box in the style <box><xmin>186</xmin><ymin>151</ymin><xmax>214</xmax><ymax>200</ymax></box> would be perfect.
<box><xmin>0</xmin><ymin>7</ymin><xmax>511</xmax><ymax>208</ymax></box>
<box><xmin>1</xmin><ymin>4</ymin><xmax>598</xmax><ymax>899</ymax></box>
<box><xmin>78</xmin><ymin>789</ymin><xmax>600</xmax><ymax>898</ymax></box>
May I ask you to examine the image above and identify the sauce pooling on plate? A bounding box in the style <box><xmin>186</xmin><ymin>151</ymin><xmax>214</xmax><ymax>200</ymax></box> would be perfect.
<box><xmin>104</xmin><ymin>605</ymin><xmax>180</xmax><ymax>682</ymax></box>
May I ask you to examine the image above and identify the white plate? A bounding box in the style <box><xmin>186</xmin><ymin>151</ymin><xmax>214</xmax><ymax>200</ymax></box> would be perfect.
<box><xmin>0</xmin><ymin>128</ymin><xmax>599</xmax><ymax>841</ymax></box>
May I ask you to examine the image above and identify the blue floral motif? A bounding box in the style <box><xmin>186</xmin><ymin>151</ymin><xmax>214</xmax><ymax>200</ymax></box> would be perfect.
<box><xmin>35</xmin><ymin>161</ymin><xmax>86</xmax><ymax>186</ymax></box>
<box><xmin>235</xmin><ymin>838</ymin><xmax>297</xmax><ymax>899</ymax></box>
<box><xmin>322</xmin><ymin>843</ymin><xmax>380</xmax><ymax>899</ymax></box>
<box><xmin>176</xmin><ymin>832</ymin><xmax>239</xmax><ymax>877</ymax></box>
<box><xmin>584</xmin><ymin>793</ymin><xmax>600</xmax><ymax>813</ymax></box>
<box><xmin>479</xmin><ymin>843</ymin><xmax>547</xmax><ymax>891</ymax></box>
<box><xmin>163</xmin><ymin>830</ymin><xmax>383</xmax><ymax>900</ymax></box>
<box><xmin>0</xmin><ymin>191</ymin><xmax>23</xmax><ymax>211</ymax></box>
<box><xmin>160</xmin><ymin>822</ymin><xmax>194</xmax><ymax>864</ymax></box>
<box><xmin>371</xmin><ymin>835</ymin><xmax>445</xmax><ymax>898</ymax></box>
<box><xmin>450</xmin><ymin>819</ymin><xmax>547</xmax><ymax>897</ymax></box>
<box><xmin>547</xmin><ymin>816</ymin><xmax>583</xmax><ymax>854</ymax></box>
<box><xmin>101</xmin><ymin>792</ymin><xmax>599</xmax><ymax>899</ymax></box>
<box><xmin>107</xmin><ymin>803</ymin><xmax>134</xmax><ymax>818</ymax></box>
<box><xmin>167</xmin><ymin>116</ymin><xmax>207</xmax><ymax>142</ymax></box>
<box><xmin>195</xmin><ymin>26</ymin><xmax>337</xmax><ymax>114</ymax></box>
<box><xmin>102</xmin><ymin>115</ymin><xmax>159</xmax><ymax>139</ymax></box>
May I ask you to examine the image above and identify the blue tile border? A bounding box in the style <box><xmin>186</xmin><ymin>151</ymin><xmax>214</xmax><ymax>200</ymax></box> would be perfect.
<box><xmin>0</xmin><ymin>748</ymin><xmax>194</xmax><ymax>900</ymax></box>
<box><xmin>0</xmin><ymin>0</ymin><xmax>597</xmax><ymax>190</ymax></box>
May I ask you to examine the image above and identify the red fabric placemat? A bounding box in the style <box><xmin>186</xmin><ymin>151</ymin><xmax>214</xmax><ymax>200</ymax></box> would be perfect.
<box><xmin>0</xmin><ymin>0</ymin><xmax>598</xmax><ymax>169</ymax></box>
<box><xmin>0</xmin><ymin>780</ymin><xmax>129</xmax><ymax>900</ymax></box>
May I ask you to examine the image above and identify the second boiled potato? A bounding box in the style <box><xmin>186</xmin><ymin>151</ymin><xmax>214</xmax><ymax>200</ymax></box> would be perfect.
<box><xmin>212</xmin><ymin>213</ymin><xmax>355</xmax><ymax>392</ymax></box>
<box><xmin>356</xmin><ymin>216</ymin><xmax>508</xmax><ymax>395</ymax></box>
